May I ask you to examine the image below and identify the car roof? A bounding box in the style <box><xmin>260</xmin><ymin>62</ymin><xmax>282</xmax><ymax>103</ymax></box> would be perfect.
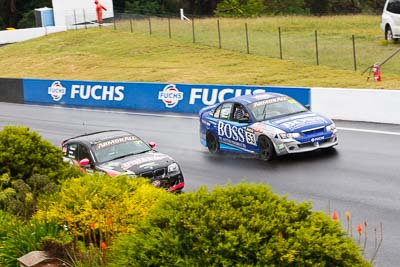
<box><xmin>224</xmin><ymin>92</ymin><xmax>287</xmax><ymax>105</ymax></box>
<box><xmin>63</xmin><ymin>130</ymin><xmax>135</xmax><ymax>145</ymax></box>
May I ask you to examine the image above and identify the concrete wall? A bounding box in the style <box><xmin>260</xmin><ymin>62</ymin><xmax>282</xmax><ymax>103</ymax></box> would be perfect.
<box><xmin>311</xmin><ymin>87</ymin><xmax>400</xmax><ymax>125</ymax></box>
<box><xmin>0</xmin><ymin>27</ymin><xmax>67</xmax><ymax>45</ymax></box>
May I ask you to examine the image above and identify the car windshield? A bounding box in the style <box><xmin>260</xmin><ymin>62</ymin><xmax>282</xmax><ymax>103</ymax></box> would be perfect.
<box><xmin>92</xmin><ymin>135</ymin><xmax>151</xmax><ymax>163</ymax></box>
<box><xmin>249</xmin><ymin>96</ymin><xmax>308</xmax><ymax>122</ymax></box>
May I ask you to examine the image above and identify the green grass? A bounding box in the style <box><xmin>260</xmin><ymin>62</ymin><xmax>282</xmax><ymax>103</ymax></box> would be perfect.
<box><xmin>0</xmin><ymin>15</ymin><xmax>399</xmax><ymax>89</ymax></box>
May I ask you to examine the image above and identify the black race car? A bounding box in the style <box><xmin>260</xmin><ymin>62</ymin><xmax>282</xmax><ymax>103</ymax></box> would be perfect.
<box><xmin>62</xmin><ymin>130</ymin><xmax>184</xmax><ymax>192</ymax></box>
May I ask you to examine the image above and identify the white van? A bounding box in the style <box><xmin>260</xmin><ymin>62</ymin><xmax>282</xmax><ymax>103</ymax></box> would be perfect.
<box><xmin>381</xmin><ymin>0</ymin><xmax>400</xmax><ymax>42</ymax></box>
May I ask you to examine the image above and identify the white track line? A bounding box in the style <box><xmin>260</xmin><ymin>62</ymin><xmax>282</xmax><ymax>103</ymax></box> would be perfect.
<box><xmin>7</xmin><ymin>103</ymin><xmax>400</xmax><ymax>136</ymax></box>
<box><xmin>338</xmin><ymin>127</ymin><xmax>400</xmax><ymax>136</ymax></box>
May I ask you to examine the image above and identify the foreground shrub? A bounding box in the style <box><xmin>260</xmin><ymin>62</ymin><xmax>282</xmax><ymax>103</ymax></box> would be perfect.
<box><xmin>109</xmin><ymin>183</ymin><xmax>370</xmax><ymax>267</ymax></box>
<box><xmin>0</xmin><ymin>126</ymin><xmax>74</xmax><ymax>181</ymax></box>
<box><xmin>35</xmin><ymin>174</ymin><xmax>168</xmax><ymax>247</ymax></box>
<box><xmin>0</xmin><ymin>210</ymin><xmax>65</xmax><ymax>267</ymax></box>
<box><xmin>0</xmin><ymin>126</ymin><xmax>81</xmax><ymax>219</ymax></box>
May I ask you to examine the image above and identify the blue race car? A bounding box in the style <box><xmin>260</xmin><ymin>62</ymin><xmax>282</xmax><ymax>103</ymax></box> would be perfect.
<box><xmin>199</xmin><ymin>92</ymin><xmax>338</xmax><ymax>161</ymax></box>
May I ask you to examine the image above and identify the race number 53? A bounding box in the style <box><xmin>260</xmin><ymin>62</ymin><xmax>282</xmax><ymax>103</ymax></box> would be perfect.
<box><xmin>245</xmin><ymin>132</ymin><xmax>256</xmax><ymax>145</ymax></box>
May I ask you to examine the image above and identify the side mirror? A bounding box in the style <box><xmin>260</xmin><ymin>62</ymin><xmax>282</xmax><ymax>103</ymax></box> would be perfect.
<box><xmin>80</xmin><ymin>158</ymin><xmax>90</xmax><ymax>167</ymax></box>
<box><xmin>149</xmin><ymin>142</ymin><xmax>156</xmax><ymax>149</ymax></box>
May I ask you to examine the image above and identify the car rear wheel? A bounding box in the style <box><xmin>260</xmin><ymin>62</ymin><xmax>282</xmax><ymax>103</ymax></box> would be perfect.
<box><xmin>258</xmin><ymin>136</ymin><xmax>276</xmax><ymax>161</ymax></box>
<box><xmin>206</xmin><ymin>132</ymin><xmax>219</xmax><ymax>153</ymax></box>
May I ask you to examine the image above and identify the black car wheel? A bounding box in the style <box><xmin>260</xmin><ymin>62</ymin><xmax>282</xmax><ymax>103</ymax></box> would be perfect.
<box><xmin>258</xmin><ymin>136</ymin><xmax>275</xmax><ymax>161</ymax></box>
<box><xmin>206</xmin><ymin>132</ymin><xmax>219</xmax><ymax>153</ymax></box>
<box><xmin>386</xmin><ymin>26</ymin><xmax>399</xmax><ymax>43</ymax></box>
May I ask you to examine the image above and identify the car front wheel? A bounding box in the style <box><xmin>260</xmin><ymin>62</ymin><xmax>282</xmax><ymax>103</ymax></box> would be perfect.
<box><xmin>206</xmin><ymin>132</ymin><xmax>219</xmax><ymax>153</ymax></box>
<box><xmin>386</xmin><ymin>26</ymin><xmax>399</xmax><ymax>43</ymax></box>
<box><xmin>258</xmin><ymin>136</ymin><xmax>276</xmax><ymax>161</ymax></box>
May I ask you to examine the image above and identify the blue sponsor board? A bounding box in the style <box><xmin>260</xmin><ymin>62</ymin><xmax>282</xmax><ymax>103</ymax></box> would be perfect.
<box><xmin>23</xmin><ymin>78</ymin><xmax>310</xmax><ymax>113</ymax></box>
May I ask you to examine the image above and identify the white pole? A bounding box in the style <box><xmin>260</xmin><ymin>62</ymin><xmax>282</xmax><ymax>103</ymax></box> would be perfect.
<box><xmin>180</xmin><ymin>8</ymin><xmax>191</xmax><ymax>22</ymax></box>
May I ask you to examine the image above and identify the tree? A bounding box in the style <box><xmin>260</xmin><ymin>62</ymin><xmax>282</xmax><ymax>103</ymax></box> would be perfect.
<box><xmin>215</xmin><ymin>0</ymin><xmax>265</xmax><ymax>17</ymax></box>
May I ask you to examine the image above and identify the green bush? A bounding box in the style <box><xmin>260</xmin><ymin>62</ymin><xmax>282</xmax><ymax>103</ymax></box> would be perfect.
<box><xmin>0</xmin><ymin>210</ymin><xmax>65</xmax><ymax>267</ymax></box>
<box><xmin>34</xmin><ymin>174</ymin><xmax>168</xmax><ymax>245</ymax></box>
<box><xmin>0</xmin><ymin>126</ymin><xmax>81</xmax><ymax>219</ymax></box>
<box><xmin>109</xmin><ymin>183</ymin><xmax>370</xmax><ymax>267</ymax></box>
<box><xmin>0</xmin><ymin>126</ymin><xmax>73</xmax><ymax>181</ymax></box>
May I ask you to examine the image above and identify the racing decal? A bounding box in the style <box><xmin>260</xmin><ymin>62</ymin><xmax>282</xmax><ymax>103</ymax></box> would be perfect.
<box><xmin>279</xmin><ymin>116</ymin><xmax>326</xmax><ymax>131</ymax></box>
<box><xmin>311</xmin><ymin>136</ymin><xmax>325</xmax><ymax>142</ymax></box>
<box><xmin>217</xmin><ymin>121</ymin><xmax>257</xmax><ymax>146</ymax></box>
<box><xmin>218</xmin><ymin>121</ymin><xmax>246</xmax><ymax>143</ymax></box>
<box><xmin>158</xmin><ymin>84</ymin><xmax>184</xmax><ymax>108</ymax></box>
<box><xmin>251</xmin><ymin>96</ymin><xmax>289</xmax><ymax>108</ymax></box>
<box><xmin>121</xmin><ymin>155</ymin><xmax>170</xmax><ymax>171</ymax></box>
<box><xmin>245</xmin><ymin>131</ymin><xmax>257</xmax><ymax>146</ymax></box>
<box><xmin>244</xmin><ymin>127</ymin><xmax>257</xmax><ymax>145</ymax></box>
<box><xmin>48</xmin><ymin>81</ymin><xmax>66</xmax><ymax>101</ymax></box>
<box><xmin>95</xmin><ymin>136</ymin><xmax>138</xmax><ymax>150</ymax></box>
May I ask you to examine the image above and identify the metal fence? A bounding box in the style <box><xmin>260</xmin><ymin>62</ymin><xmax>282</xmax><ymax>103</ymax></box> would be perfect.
<box><xmin>65</xmin><ymin>12</ymin><xmax>400</xmax><ymax>76</ymax></box>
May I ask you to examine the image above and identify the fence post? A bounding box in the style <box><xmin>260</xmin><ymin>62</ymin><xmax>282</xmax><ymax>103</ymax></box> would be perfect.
<box><xmin>315</xmin><ymin>30</ymin><xmax>319</xmax><ymax>65</ymax></box>
<box><xmin>148</xmin><ymin>17</ymin><xmax>152</xmax><ymax>35</ymax></box>
<box><xmin>73</xmin><ymin>9</ymin><xmax>78</xmax><ymax>30</ymax></box>
<box><xmin>168</xmin><ymin>17</ymin><xmax>172</xmax><ymax>38</ymax></box>
<box><xmin>217</xmin><ymin>19</ymin><xmax>221</xmax><ymax>49</ymax></box>
<box><xmin>278</xmin><ymin>27</ymin><xmax>283</xmax><ymax>59</ymax></box>
<box><xmin>113</xmin><ymin>15</ymin><xmax>116</xmax><ymax>30</ymax></box>
<box><xmin>352</xmin><ymin>34</ymin><xmax>357</xmax><ymax>71</ymax></box>
<box><xmin>192</xmin><ymin>17</ymin><xmax>196</xmax><ymax>43</ymax></box>
<box><xmin>245</xmin><ymin>23</ymin><xmax>250</xmax><ymax>54</ymax></box>
<box><xmin>130</xmin><ymin>16</ymin><xmax>133</xmax><ymax>33</ymax></box>
<box><xmin>83</xmin><ymin>9</ymin><xmax>87</xmax><ymax>30</ymax></box>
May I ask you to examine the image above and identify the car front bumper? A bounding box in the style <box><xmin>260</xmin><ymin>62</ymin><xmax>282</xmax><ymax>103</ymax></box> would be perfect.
<box><xmin>274</xmin><ymin>134</ymin><xmax>338</xmax><ymax>156</ymax></box>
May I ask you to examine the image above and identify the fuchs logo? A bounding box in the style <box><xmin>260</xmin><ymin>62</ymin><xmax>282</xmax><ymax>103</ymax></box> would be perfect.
<box><xmin>158</xmin><ymin>84</ymin><xmax>184</xmax><ymax>108</ymax></box>
<box><xmin>48</xmin><ymin>81</ymin><xmax>66</xmax><ymax>101</ymax></box>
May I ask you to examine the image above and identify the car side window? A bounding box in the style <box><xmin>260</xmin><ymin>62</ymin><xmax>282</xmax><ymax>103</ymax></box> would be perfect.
<box><xmin>388</xmin><ymin>0</ymin><xmax>400</xmax><ymax>14</ymax></box>
<box><xmin>66</xmin><ymin>143</ymin><xmax>78</xmax><ymax>159</ymax></box>
<box><xmin>213</xmin><ymin>105</ymin><xmax>222</xmax><ymax>118</ymax></box>
<box><xmin>232</xmin><ymin>104</ymin><xmax>250</xmax><ymax>122</ymax></box>
<box><xmin>220</xmin><ymin>103</ymin><xmax>233</xmax><ymax>120</ymax></box>
<box><xmin>65</xmin><ymin>143</ymin><xmax>91</xmax><ymax>162</ymax></box>
<box><xmin>78</xmin><ymin>145</ymin><xmax>91</xmax><ymax>161</ymax></box>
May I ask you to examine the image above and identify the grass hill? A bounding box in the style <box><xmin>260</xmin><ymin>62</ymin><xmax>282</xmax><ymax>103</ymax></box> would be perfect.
<box><xmin>0</xmin><ymin>15</ymin><xmax>399</xmax><ymax>89</ymax></box>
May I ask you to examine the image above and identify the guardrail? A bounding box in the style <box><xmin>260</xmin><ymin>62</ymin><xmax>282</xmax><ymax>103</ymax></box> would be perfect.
<box><xmin>1</xmin><ymin>77</ymin><xmax>399</xmax><ymax>125</ymax></box>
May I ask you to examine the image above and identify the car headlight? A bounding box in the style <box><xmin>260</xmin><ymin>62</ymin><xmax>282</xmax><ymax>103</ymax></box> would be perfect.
<box><xmin>326</xmin><ymin>124</ymin><xmax>337</xmax><ymax>132</ymax></box>
<box><xmin>279</xmin><ymin>132</ymin><xmax>301</xmax><ymax>139</ymax></box>
<box><xmin>168</xmin><ymin>163</ymin><xmax>180</xmax><ymax>173</ymax></box>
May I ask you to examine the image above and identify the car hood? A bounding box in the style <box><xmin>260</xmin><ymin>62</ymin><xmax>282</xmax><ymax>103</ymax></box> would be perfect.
<box><xmin>264</xmin><ymin>111</ymin><xmax>333</xmax><ymax>132</ymax></box>
<box><xmin>97</xmin><ymin>151</ymin><xmax>175</xmax><ymax>175</ymax></box>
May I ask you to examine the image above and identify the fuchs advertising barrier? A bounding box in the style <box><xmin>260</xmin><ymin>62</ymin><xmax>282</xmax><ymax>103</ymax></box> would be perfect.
<box><xmin>22</xmin><ymin>79</ymin><xmax>311</xmax><ymax>113</ymax></box>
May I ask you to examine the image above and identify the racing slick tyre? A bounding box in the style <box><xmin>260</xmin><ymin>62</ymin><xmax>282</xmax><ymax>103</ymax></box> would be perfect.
<box><xmin>258</xmin><ymin>136</ymin><xmax>276</xmax><ymax>161</ymax></box>
<box><xmin>206</xmin><ymin>132</ymin><xmax>220</xmax><ymax>153</ymax></box>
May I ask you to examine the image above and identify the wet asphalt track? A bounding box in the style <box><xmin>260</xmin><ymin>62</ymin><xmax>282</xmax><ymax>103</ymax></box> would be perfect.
<box><xmin>1</xmin><ymin>102</ymin><xmax>400</xmax><ymax>267</ymax></box>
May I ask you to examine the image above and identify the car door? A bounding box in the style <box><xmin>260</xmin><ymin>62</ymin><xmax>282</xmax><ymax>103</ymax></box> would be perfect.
<box><xmin>215</xmin><ymin>102</ymin><xmax>254</xmax><ymax>151</ymax></box>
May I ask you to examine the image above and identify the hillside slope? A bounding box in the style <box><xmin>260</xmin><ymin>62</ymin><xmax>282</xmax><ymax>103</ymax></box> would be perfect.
<box><xmin>0</xmin><ymin>28</ymin><xmax>398</xmax><ymax>89</ymax></box>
